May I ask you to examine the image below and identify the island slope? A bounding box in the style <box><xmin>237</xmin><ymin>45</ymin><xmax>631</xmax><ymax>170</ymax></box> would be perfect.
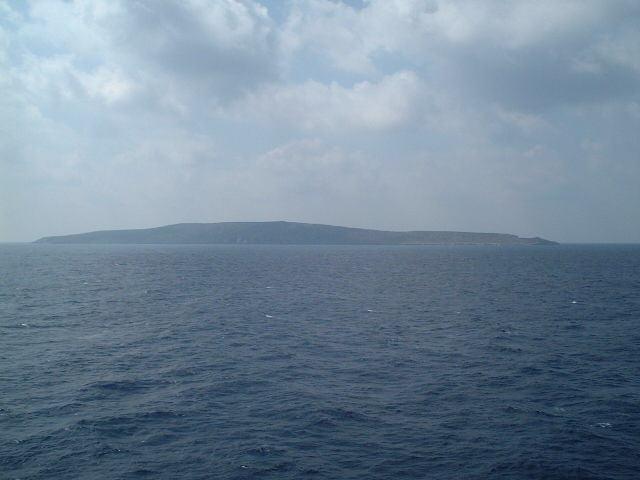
<box><xmin>35</xmin><ymin>221</ymin><xmax>557</xmax><ymax>245</ymax></box>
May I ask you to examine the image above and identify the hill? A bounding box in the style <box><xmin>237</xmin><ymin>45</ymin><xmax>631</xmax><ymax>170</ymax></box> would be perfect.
<box><xmin>35</xmin><ymin>221</ymin><xmax>557</xmax><ymax>245</ymax></box>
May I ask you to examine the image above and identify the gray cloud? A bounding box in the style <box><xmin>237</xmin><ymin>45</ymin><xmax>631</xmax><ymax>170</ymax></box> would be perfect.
<box><xmin>113</xmin><ymin>0</ymin><xmax>279</xmax><ymax>102</ymax></box>
<box><xmin>1</xmin><ymin>0</ymin><xmax>639</xmax><ymax>242</ymax></box>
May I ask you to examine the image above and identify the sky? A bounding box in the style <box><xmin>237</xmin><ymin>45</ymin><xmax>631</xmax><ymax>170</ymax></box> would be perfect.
<box><xmin>1</xmin><ymin>0</ymin><xmax>639</xmax><ymax>243</ymax></box>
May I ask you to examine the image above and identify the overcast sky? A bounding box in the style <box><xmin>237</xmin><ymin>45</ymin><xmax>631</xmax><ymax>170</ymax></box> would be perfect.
<box><xmin>1</xmin><ymin>0</ymin><xmax>639</xmax><ymax>242</ymax></box>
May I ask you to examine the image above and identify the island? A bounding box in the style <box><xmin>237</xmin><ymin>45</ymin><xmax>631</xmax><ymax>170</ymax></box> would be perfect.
<box><xmin>34</xmin><ymin>221</ymin><xmax>557</xmax><ymax>245</ymax></box>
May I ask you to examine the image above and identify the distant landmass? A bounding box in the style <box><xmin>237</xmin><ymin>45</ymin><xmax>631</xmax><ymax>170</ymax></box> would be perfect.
<box><xmin>35</xmin><ymin>221</ymin><xmax>557</xmax><ymax>245</ymax></box>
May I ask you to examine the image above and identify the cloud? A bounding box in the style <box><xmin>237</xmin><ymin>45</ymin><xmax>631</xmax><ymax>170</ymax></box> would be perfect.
<box><xmin>235</xmin><ymin>70</ymin><xmax>426</xmax><ymax>131</ymax></box>
<box><xmin>284</xmin><ymin>0</ymin><xmax>640</xmax><ymax>110</ymax></box>
<box><xmin>110</xmin><ymin>0</ymin><xmax>278</xmax><ymax>103</ymax></box>
<box><xmin>1</xmin><ymin>0</ymin><xmax>639</xmax><ymax>242</ymax></box>
<box><xmin>4</xmin><ymin>0</ymin><xmax>280</xmax><ymax>118</ymax></box>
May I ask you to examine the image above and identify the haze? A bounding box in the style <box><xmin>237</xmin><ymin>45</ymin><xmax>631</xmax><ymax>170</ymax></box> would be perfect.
<box><xmin>1</xmin><ymin>0</ymin><xmax>639</xmax><ymax>243</ymax></box>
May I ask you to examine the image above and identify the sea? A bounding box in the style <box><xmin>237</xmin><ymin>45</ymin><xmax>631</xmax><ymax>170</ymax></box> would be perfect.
<box><xmin>1</xmin><ymin>243</ymin><xmax>639</xmax><ymax>479</ymax></box>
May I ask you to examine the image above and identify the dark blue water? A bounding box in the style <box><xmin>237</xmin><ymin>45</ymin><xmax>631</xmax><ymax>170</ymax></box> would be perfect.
<box><xmin>1</xmin><ymin>244</ymin><xmax>639</xmax><ymax>479</ymax></box>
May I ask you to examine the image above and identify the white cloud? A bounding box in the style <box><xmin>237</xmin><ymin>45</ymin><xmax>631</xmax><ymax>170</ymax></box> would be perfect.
<box><xmin>76</xmin><ymin>66</ymin><xmax>135</xmax><ymax>104</ymax></box>
<box><xmin>4</xmin><ymin>0</ymin><xmax>281</xmax><ymax>117</ymax></box>
<box><xmin>235</xmin><ymin>70</ymin><xmax>426</xmax><ymax>131</ymax></box>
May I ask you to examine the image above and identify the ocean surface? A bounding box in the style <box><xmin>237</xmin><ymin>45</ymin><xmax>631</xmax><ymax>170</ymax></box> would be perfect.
<box><xmin>1</xmin><ymin>244</ymin><xmax>639</xmax><ymax>480</ymax></box>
